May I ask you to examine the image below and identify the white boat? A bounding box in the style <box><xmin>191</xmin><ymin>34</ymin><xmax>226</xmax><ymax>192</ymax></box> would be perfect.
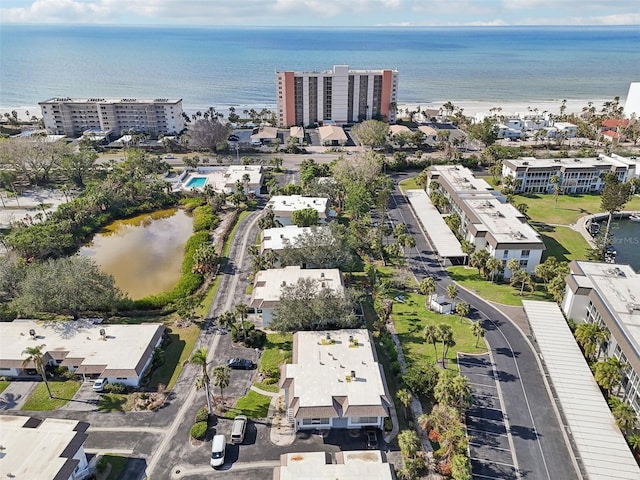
<box><xmin>629</xmin><ymin>214</ymin><xmax>640</xmax><ymax>222</ymax></box>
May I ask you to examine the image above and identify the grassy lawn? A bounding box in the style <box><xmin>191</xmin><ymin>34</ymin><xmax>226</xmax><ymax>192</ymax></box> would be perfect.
<box><xmin>515</xmin><ymin>193</ymin><xmax>640</xmax><ymax>225</ymax></box>
<box><xmin>399</xmin><ymin>177</ymin><xmax>420</xmax><ymax>191</ymax></box>
<box><xmin>446</xmin><ymin>266</ymin><xmax>552</xmax><ymax>306</ymax></box>
<box><xmin>148</xmin><ymin>322</ymin><xmax>200</xmax><ymax>390</ymax></box>
<box><xmin>392</xmin><ymin>293</ymin><xmax>487</xmax><ymax>371</ymax></box>
<box><xmin>0</xmin><ymin>380</ymin><xmax>9</xmax><ymax>394</ymax></box>
<box><xmin>224</xmin><ymin>389</ymin><xmax>271</xmax><ymax>419</ymax></box>
<box><xmin>99</xmin><ymin>454</ymin><xmax>129</xmax><ymax>480</ymax></box>
<box><xmin>535</xmin><ymin>224</ymin><xmax>590</xmax><ymax>262</ymax></box>
<box><xmin>21</xmin><ymin>380</ymin><xmax>80</xmax><ymax>411</ymax></box>
<box><xmin>260</xmin><ymin>333</ymin><xmax>292</xmax><ymax>373</ymax></box>
<box><xmin>253</xmin><ymin>381</ymin><xmax>279</xmax><ymax>393</ymax></box>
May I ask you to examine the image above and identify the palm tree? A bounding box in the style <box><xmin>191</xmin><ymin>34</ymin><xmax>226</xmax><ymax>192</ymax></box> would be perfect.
<box><xmin>486</xmin><ymin>257</ymin><xmax>503</xmax><ymax>283</ymax></box>
<box><xmin>397</xmin><ymin>389</ymin><xmax>412</xmax><ymax>420</ymax></box>
<box><xmin>419</xmin><ymin>277</ymin><xmax>437</xmax><ymax>310</ymax></box>
<box><xmin>446</xmin><ymin>284</ymin><xmax>458</xmax><ymax>310</ymax></box>
<box><xmin>423</xmin><ymin>324</ymin><xmax>438</xmax><ymax>359</ymax></box>
<box><xmin>550</xmin><ymin>174</ymin><xmax>562</xmax><ymax>208</ymax></box>
<box><xmin>212</xmin><ymin>366</ymin><xmax>231</xmax><ymax>404</ymax></box>
<box><xmin>436</xmin><ymin>323</ymin><xmax>454</xmax><ymax>368</ymax></box>
<box><xmin>189</xmin><ymin>348</ymin><xmax>212</xmax><ymax>414</ymax></box>
<box><xmin>593</xmin><ymin>357</ymin><xmax>626</xmax><ymax>397</ymax></box>
<box><xmin>460</xmin><ymin>240</ymin><xmax>475</xmax><ymax>265</ymax></box>
<box><xmin>22</xmin><ymin>344</ymin><xmax>52</xmax><ymax>398</ymax></box>
<box><xmin>472</xmin><ymin>321</ymin><xmax>485</xmax><ymax>348</ymax></box>
<box><xmin>506</xmin><ymin>258</ymin><xmax>521</xmax><ymax>277</ymax></box>
<box><xmin>218</xmin><ymin>310</ymin><xmax>236</xmax><ymax>332</ymax></box>
<box><xmin>575</xmin><ymin>322</ymin><xmax>601</xmax><ymax>362</ymax></box>
<box><xmin>609</xmin><ymin>398</ymin><xmax>637</xmax><ymax>433</ymax></box>
<box><xmin>235</xmin><ymin>303</ymin><xmax>249</xmax><ymax>342</ymax></box>
<box><xmin>455</xmin><ymin>301</ymin><xmax>469</xmax><ymax>325</ymax></box>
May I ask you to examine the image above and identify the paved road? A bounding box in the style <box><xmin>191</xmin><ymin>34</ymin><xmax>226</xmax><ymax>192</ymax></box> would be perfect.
<box><xmin>388</xmin><ymin>173</ymin><xmax>578</xmax><ymax>480</ymax></box>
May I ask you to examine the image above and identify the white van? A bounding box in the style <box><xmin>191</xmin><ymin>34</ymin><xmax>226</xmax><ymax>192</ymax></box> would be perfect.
<box><xmin>210</xmin><ymin>434</ymin><xmax>226</xmax><ymax>468</ymax></box>
<box><xmin>231</xmin><ymin>415</ymin><xmax>247</xmax><ymax>444</ymax></box>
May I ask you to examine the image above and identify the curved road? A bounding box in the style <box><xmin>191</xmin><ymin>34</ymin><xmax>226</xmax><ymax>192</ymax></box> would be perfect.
<box><xmin>388</xmin><ymin>173</ymin><xmax>578</xmax><ymax>480</ymax></box>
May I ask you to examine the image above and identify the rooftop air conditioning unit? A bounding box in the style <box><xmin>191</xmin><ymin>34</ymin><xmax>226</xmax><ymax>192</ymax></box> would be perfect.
<box><xmin>350</xmin><ymin>370</ymin><xmax>356</xmax><ymax>380</ymax></box>
<box><xmin>29</xmin><ymin>329</ymin><xmax>36</xmax><ymax>339</ymax></box>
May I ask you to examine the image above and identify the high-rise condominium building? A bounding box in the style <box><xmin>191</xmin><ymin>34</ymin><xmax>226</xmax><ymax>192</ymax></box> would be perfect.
<box><xmin>275</xmin><ymin>65</ymin><xmax>399</xmax><ymax>127</ymax></box>
<box><xmin>39</xmin><ymin>97</ymin><xmax>185</xmax><ymax>138</ymax></box>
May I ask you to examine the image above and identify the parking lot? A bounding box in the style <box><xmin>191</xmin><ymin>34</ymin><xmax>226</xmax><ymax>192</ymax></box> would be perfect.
<box><xmin>458</xmin><ymin>353</ymin><xmax>519</xmax><ymax>480</ymax></box>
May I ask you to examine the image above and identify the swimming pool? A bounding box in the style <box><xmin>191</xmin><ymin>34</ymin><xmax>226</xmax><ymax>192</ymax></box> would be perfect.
<box><xmin>185</xmin><ymin>176</ymin><xmax>207</xmax><ymax>188</ymax></box>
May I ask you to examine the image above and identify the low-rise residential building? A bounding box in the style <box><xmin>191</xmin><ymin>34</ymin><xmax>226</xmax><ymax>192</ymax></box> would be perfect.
<box><xmin>502</xmin><ymin>154</ymin><xmax>636</xmax><ymax>194</ymax></box>
<box><xmin>265</xmin><ymin>195</ymin><xmax>332</xmax><ymax>226</ymax></box>
<box><xmin>281</xmin><ymin>329</ymin><xmax>390</xmax><ymax>431</ymax></box>
<box><xmin>39</xmin><ymin>97</ymin><xmax>185</xmax><ymax>138</ymax></box>
<box><xmin>174</xmin><ymin>165</ymin><xmax>263</xmax><ymax>196</ymax></box>
<box><xmin>0</xmin><ymin>320</ymin><xmax>164</xmax><ymax>387</ymax></box>
<box><xmin>250</xmin><ymin>126</ymin><xmax>279</xmax><ymax>145</ymax></box>
<box><xmin>318</xmin><ymin>125</ymin><xmax>348</xmax><ymax>146</ymax></box>
<box><xmin>250</xmin><ymin>266</ymin><xmax>343</xmax><ymax>327</ymax></box>
<box><xmin>273</xmin><ymin>451</ymin><xmax>394</xmax><ymax>480</ymax></box>
<box><xmin>562</xmin><ymin>261</ymin><xmax>640</xmax><ymax>416</ymax></box>
<box><xmin>427</xmin><ymin>165</ymin><xmax>544</xmax><ymax>276</ymax></box>
<box><xmin>1</xmin><ymin>415</ymin><xmax>92</xmax><ymax>480</ymax></box>
<box><xmin>261</xmin><ymin>225</ymin><xmax>331</xmax><ymax>254</ymax></box>
<box><xmin>388</xmin><ymin>124</ymin><xmax>412</xmax><ymax>137</ymax></box>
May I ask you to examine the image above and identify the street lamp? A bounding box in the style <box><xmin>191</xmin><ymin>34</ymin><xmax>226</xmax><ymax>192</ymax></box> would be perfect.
<box><xmin>235</xmin><ymin>144</ymin><xmax>240</xmax><ymax>164</ymax></box>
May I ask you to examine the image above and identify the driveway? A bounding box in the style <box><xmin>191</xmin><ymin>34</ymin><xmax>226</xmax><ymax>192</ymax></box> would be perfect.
<box><xmin>0</xmin><ymin>380</ymin><xmax>38</xmax><ymax>410</ymax></box>
<box><xmin>60</xmin><ymin>380</ymin><xmax>102</xmax><ymax>411</ymax></box>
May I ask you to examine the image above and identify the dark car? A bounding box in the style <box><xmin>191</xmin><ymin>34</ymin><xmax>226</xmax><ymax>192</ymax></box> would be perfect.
<box><xmin>228</xmin><ymin>134</ymin><xmax>240</xmax><ymax>142</ymax></box>
<box><xmin>365</xmin><ymin>430</ymin><xmax>379</xmax><ymax>450</ymax></box>
<box><xmin>227</xmin><ymin>358</ymin><xmax>255</xmax><ymax>370</ymax></box>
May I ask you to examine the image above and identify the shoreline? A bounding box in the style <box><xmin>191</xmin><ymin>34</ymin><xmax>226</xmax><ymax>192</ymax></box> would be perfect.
<box><xmin>0</xmin><ymin>98</ymin><xmax>618</xmax><ymax>123</ymax></box>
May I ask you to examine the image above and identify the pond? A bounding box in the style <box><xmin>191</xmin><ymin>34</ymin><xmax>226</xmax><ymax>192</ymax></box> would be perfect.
<box><xmin>78</xmin><ymin>209</ymin><xmax>193</xmax><ymax>299</ymax></box>
<box><xmin>609</xmin><ymin>218</ymin><xmax>640</xmax><ymax>271</ymax></box>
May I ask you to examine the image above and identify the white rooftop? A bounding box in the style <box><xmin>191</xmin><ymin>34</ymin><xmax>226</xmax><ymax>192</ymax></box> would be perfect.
<box><xmin>286</xmin><ymin>329</ymin><xmax>388</xmax><ymax>410</ymax></box>
<box><xmin>465</xmin><ymin>197</ymin><xmax>544</xmax><ymax>246</ymax></box>
<box><xmin>222</xmin><ymin>165</ymin><xmax>263</xmax><ymax>187</ymax></box>
<box><xmin>388</xmin><ymin>125</ymin><xmax>412</xmax><ymax>135</ymax></box>
<box><xmin>40</xmin><ymin>97</ymin><xmax>182</xmax><ymax>104</ymax></box>
<box><xmin>523</xmin><ymin>301</ymin><xmax>640</xmax><ymax>480</ymax></box>
<box><xmin>177</xmin><ymin>165</ymin><xmax>262</xmax><ymax>192</ymax></box>
<box><xmin>266</xmin><ymin>195</ymin><xmax>330</xmax><ymax>217</ymax></box>
<box><xmin>274</xmin><ymin>450</ymin><xmax>393</xmax><ymax>480</ymax></box>
<box><xmin>0</xmin><ymin>415</ymin><xmax>88</xmax><ymax>480</ymax></box>
<box><xmin>0</xmin><ymin>320</ymin><xmax>163</xmax><ymax>376</ymax></box>
<box><xmin>261</xmin><ymin>226</ymin><xmax>317</xmax><ymax>251</ymax></box>
<box><xmin>404</xmin><ymin>190</ymin><xmax>465</xmax><ymax>257</ymax></box>
<box><xmin>289</xmin><ymin>126</ymin><xmax>304</xmax><ymax>138</ymax></box>
<box><xmin>570</xmin><ymin>262</ymin><xmax>640</xmax><ymax>360</ymax></box>
<box><xmin>251</xmin><ymin>266</ymin><xmax>343</xmax><ymax>308</ymax></box>
<box><xmin>430</xmin><ymin>165</ymin><xmax>495</xmax><ymax>195</ymax></box>
<box><xmin>318</xmin><ymin>125</ymin><xmax>348</xmax><ymax>143</ymax></box>
<box><xmin>504</xmin><ymin>154</ymin><xmax>631</xmax><ymax>170</ymax></box>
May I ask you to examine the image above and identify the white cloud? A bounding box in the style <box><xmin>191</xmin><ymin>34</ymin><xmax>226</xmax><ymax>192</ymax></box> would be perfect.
<box><xmin>2</xmin><ymin>0</ymin><xmax>111</xmax><ymax>23</ymax></box>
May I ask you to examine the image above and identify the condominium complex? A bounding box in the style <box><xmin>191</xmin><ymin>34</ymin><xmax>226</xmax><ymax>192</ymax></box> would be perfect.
<box><xmin>39</xmin><ymin>97</ymin><xmax>185</xmax><ymax>137</ymax></box>
<box><xmin>562</xmin><ymin>261</ymin><xmax>640</xmax><ymax>417</ymax></box>
<box><xmin>275</xmin><ymin>65</ymin><xmax>399</xmax><ymax>127</ymax></box>
<box><xmin>502</xmin><ymin>154</ymin><xmax>637</xmax><ymax>194</ymax></box>
<box><xmin>427</xmin><ymin>165</ymin><xmax>545</xmax><ymax>277</ymax></box>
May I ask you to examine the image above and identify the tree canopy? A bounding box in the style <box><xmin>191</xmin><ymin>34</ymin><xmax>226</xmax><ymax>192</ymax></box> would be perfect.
<box><xmin>279</xmin><ymin>224</ymin><xmax>355</xmax><ymax>270</ymax></box>
<box><xmin>186</xmin><ymin>118</ymin><xmax>231</xmax><ymax>152</ymax></box>
<box><xmin>351</xmin><ymin>120</ymin><xmax>389</xmax><ymax>149</ymax></box>
<box><xmin>290</xmin><ymin>208</ymin><xmax>320</xmax><ymax>227</ymax></box>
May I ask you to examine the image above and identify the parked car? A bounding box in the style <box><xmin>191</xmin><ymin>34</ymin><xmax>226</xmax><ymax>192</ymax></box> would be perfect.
<box><xmin>365</xmin><ymin>429</ymin><xmax>379</xmax><ymax>450</ymax></box>
<box><xmin>210</xmin><ymin>434</ymin><xmax>226</xmax><ymax>468</ymax></box>
<box><xmin>92</xmin><ymin>378</ymin><xmax>108</xmax><ymax>392</ymax></box>
<box><xmin>231</xmin><ymin>415</ymin><xmax>247</xmax><ymax>444</ymax></box>
<box><xmin>227</xmin><ymin>358</ymin><xmax>255</xmax><ymax>370</ymax></box>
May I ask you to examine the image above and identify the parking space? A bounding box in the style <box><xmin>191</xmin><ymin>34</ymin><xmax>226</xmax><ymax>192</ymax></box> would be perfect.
<box><xmin>458</xmin><ymin>353</ymin><xmax>518</xmax><ymax>480</ymax></box>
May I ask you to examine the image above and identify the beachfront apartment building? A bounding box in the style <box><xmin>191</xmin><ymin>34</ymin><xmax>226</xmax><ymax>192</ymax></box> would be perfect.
<box><xmin>562</xmin><ymin>261</ymin><xmax>640</xmax><ymax>417</ymax></box>
<box><xmin>0</xmin><ymin>320</ymin><xmax>164</xmax><ymax>387</ymax></box>
<box><xmin>281</xmin><ymin>329</ymin><xmax>390</xmax><ymax>432</ymax></box>
<box><xmin>250</xmin><ymin>266</ymin><xmax>344</xmax><ymax>327</ymax></box>
<box><xmin>1</xmin><ymin>415</ymin><xmax>93</xmax><ymax>480</ymax></box>
<box><xmin>265</xmin><ymin>195</ymin><xmax>333</xmax><ymax>226</ymax></box>
<box><xmin>501</xmin><ymin>154</ymin><xmax>636</xmax><ymax>195</ymax></box>
<box><xmin>39</xmin><ymin>97</ymin><xmax>185</xmax><ymax>138</ymax></box>
<box><xmin>427</xmin><ymin>165</ymin><xmax>545</xmax><ymax>277</ymax></box>
<box><xmin>275</xmin><ymin>65</ymin><xmax>399</xmax><ymax>127</ymax></box>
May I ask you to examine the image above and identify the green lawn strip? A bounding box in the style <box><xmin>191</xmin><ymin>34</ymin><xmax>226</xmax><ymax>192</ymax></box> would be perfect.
<box><xmin>97</xmin><ymin>393</ymin><xmax>131</xmax><ymax>413</ymax></box>
<box><xmin>223</xmin><ymin>389</ymin><xmax>271</xmax><ymax>419</ymax></box>
<box><xmin>446</xmin><ymin>266</ymin><xmax>551</xmax><ymax>306</ymax></box>
<box><xmin>260</xmin><ymin>333</ymin><xmax>293</xmax><ymax>373</ymax></box>
<box><xmin>21</xmin><ymin>380</ymin><xmax>81</xmax><ymax>411</ymax></box>
<box><xmin>253</xmin><ymin>381</ymin><xmax>279</xmax><ymax>393</ymax></box>
<box><xmin>0</xmin><ymin>380</ymin><xmax>9</xmax><ymax>394</ymax></box>
<box><xmin>535</xmin><ymin>224</ymin><xmax>590</xmax><ymax>262</ymax></box>
<box><xmin>392</xmin><ymin>293</ymin><xmax>487</xmax><ymax>371</ymax></box>
<box><xmin>195</xmin><ymin>210</ymin><xmax>250</xmax><ymax>318</ymax></box>
<box><xmin>102</xmin><ymin>454</ymin><xmax>129</xmax><ymax>480</ymax></box>
<box><xmin>515</xmin><ymin>193</ymin><xmax>640</xmax><ymax>225</ymax></box>
<box><xmin>149</xmin><ymin>322</ymin><xmax>200</xmax><ymax>390</ymax></box>
<box><xmin>398</xmin><ymin>177</ymin><xmax>420</xmax><ymax>191</ymax></box>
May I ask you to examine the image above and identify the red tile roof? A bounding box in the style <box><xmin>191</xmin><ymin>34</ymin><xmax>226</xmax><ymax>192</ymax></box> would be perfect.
<box><xmin>601</xmin><ymin>119</ymin><xmax>629</xmax><ymax>128</ymax></box>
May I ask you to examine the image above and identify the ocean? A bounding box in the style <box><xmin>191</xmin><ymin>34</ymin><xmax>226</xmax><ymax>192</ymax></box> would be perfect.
<box><xmin>1</xmin><ymin>25</ymin><xmax>639</xmax><ymax>114</ymax></box>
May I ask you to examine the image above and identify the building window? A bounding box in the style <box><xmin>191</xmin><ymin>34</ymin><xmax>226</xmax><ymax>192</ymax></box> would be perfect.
<box><xmin>351</xmin><ymin>416</ymin><xmax>378</xmax><ymax>424</ymax></box>
<box><xmin>502</xmin><ymin>250</ymin><xmax>509</xmax><ymax>259</ymax></box>
<box><xmin>519</xmin><ymin>260</ymin><xmax>528</xmax><ymax>268</ymax></box>
<box><xmin>302</xmin><ymin>418</ymin><xmax>330</xmax><ymax>425</ymax></box>
<box><xmin>521</xmin><ymin>250</ymin><xmax>530</xmax><ymax>258</ymax></box>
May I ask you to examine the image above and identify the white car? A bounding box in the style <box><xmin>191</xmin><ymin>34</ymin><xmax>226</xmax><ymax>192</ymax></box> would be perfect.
<box><xmin>210</xmin><ymin>434</ymin><xmax>226</xmax><ymax>468</ymax></box>
<box><xmin>92</xmin><ymin>378</ymin><xmax>108</xmax><ymax>392</ymax></box>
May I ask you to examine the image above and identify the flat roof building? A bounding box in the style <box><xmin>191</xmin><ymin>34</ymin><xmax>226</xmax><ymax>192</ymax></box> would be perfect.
<box><xmin>281</xmin><ymin>329</ymin><xmax>390</xmax><ymax>431</ymax></box>
<box><xmin>563</xmin><ymin>261</ymin><xmax>640</xmax><ymax>416</ymax></box>
<box><xmin>273</xmin><ymin>450</ymin><xmax>394</xmax><ymax>480</ymax></box>
<box><xmin>0</xmin><ymin>320</ymin><xmax>164</xmax><ymax>387</ymax></box>
<box><xmin>502</xmin><ymin>154</ymin><xmax>636</xmax><ymax>195</ymax></box>
<box><xmin>427</xmin><ymin>165</ymin><xmax>544</xmax><ymax>276</ymax></box>
<box><xmin>0</xmin><ymin>415</ymin><xmax>92</xmax><ymax>480</ymax></box>
<box><xmin>265</xmin><ymin>195</ymin><xmax>332</xmax><ymax>226</ymax></box>
<box><xmin>261</xmin><ymin>226</ymin><xmax>329</xmax><ymax>253</ymax></box>
<box><xmin>276</xmin><ymin>65</ymin><xmax>398</xmax><ymax>127</ymax></box>
<box><xmin>39</xmin><ymin>97</ymin><xmax>185</xmax><ymax>138</ymax></box>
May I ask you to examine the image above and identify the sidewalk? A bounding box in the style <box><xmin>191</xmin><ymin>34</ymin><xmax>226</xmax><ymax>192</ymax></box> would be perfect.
<box><xmin>261</xmin><ymin>386</ymin><xmax>296</xmax><ymax>447</ymax></box>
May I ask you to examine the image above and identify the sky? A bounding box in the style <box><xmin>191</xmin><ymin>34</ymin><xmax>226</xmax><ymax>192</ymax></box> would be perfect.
<box><xmin>1</xmin><ymin>0</ymin><xmax>639</xmax><ymax>26</ymax></box>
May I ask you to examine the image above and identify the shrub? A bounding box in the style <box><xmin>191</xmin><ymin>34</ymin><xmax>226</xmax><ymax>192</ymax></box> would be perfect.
<box><xmin>245</xmin><ymin>329</ymin><xmax>266</xmax><ymax>349</ymax></box>
<box><xmin>390</xmin><ymin>360</ymin><xmax>402</xmax><ymax>376</ymax></box>
<box><xmin>105</xmin><ymin>382</ymin><xmax>128</xmax><ymax>394</ymax></box>
<box><xmin>190</xmin><ymin>421</ymin><xmax>208</xmax><ymax>440</ymax></box>
<box><xmin>195</xmin><ymin>407</ymin><xmax>209</xmax><ymax>423</ymax></box>
<box><xmin>96</xmin><ymin>456</ymin><xmax>108</xmax><ymax>473</ymax></box>
<box><xmin>193</xmin><ymin>205</ymin><xmax>219</xmax><ymax>232</ymax></box>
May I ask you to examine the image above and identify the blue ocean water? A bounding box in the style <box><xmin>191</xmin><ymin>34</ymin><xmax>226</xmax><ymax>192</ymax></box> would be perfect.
<box><xmin>1</xmin><ymin>25</ymin><xmax>638</xmax><ymax>111</ymax></box>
